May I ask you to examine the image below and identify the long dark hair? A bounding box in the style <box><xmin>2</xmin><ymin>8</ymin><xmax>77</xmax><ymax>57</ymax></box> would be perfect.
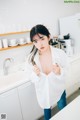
<box><xmin>29</xmin><ymin>24</ymin><xmax>51</xmax><ymax>65</ymax></box>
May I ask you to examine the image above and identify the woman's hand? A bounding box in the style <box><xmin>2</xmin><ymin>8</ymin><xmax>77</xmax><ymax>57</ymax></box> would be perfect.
<box><xmin>33</xmin><ymin>65</ymin><xmax>40</xmax><ymax>76</ymax></box>
<box><xmin>52</xmin><ymin>63</ymin><xmax>61</xmax><ymax>75</ymax></box>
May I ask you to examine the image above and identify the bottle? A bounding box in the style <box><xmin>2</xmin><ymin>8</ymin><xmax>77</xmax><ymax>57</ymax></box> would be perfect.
<box><xmin>0</xmin><ymin>40</ymin><xmax>2</xmax><ymax>49</ymax></box>
<box><xmin>64</xmin><ymin>45</ymin><xmax>66</xmax><ymax>53</ymax></box>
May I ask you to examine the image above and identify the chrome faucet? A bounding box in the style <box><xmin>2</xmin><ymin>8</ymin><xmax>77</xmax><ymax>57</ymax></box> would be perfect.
<box><xmin>3</xmin><ymin>58</ymin><xmax>13</xmax><ymax>75</ymax></box>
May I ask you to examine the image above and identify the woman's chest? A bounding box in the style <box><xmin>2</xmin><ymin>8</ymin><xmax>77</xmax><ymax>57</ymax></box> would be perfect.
<box><xmin>39</xmin><ymin>55</ymin><xmax>53</xmax><ymax>75</ymax></box>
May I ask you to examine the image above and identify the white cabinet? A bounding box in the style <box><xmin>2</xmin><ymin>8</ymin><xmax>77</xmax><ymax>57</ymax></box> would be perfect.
<box><xmin>0</xmin><ymin>88</ymin><xmax>23</xmax><ymax>120</ymax></box>
<box><xmin>66</xmin><ymin>57</ymin><xmax>80</xmax><ymax>96</ymax></box>
<box><xmin>0</xmin><ymin>82</ymin><xmax>43</xmax><ymax>120</ymax></box>
<box><xmin>18</xmin><ymin>82</ymin><xmax>43</xmax><ymax>120</ymax></box>
<box><xmin>70</xmin><ymin>59</ymin><xmax>80</xmax><ymax>84</ymax></box>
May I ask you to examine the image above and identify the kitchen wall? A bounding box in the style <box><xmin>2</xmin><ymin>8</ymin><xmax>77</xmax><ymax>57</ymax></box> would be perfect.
<box><xmin>0</xmin><ymin>0</ymin><xmax>80</xmax><ymax>73</ymax></box>
<box><xmin>0</xmin><ymin>0</ymin><xmax>80</xmax><ymax>35</ymax></box>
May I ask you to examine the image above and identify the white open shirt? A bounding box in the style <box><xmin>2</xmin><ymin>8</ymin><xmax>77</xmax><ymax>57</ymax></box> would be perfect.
<box><xmin>25</xmin><ymin>46</ymin><xmax>68</xmax><ymax>109</ymax></box>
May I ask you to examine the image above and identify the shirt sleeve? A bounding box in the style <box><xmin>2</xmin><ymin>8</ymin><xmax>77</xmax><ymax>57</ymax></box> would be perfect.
<box><xmin>24</xmin><ymin>56</ymin><xmax>40</xmax><ymax>83</ymax></box>
<box><xmin>53</xmin><ymin>49</ymin><xmax>70</xmax><ymax>82</ymax></box>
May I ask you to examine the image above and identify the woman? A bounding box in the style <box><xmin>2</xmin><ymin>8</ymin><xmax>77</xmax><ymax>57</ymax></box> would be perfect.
<box><xmin>26</xmin><ymin>24</ymin><xmax>68</xmax><ymax>120</ymax></box>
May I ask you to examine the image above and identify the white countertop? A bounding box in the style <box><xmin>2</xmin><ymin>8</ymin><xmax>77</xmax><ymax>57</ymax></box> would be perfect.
<box><xmin>50</xmin><ymin>95</ymin><xmax>80</xmax><ymax>120</ymax></box>
<box><xmin>0</xmin><ymin>54</ymin><xmax>80</xmax><ymax>95</ymax></box>
<box><xmin>68</xmin><ymin>53</ymin><xmax>80</xmax><ymax>62</ymax></box>
<box><xmin>0</xmin><ymin>71</ymin><xmax>30</xmax><ymax>94</ymax></box>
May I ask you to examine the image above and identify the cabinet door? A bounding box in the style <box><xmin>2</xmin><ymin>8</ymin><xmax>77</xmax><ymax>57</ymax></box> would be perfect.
<box><xmin>71</xmin><ymin>59</ymin><xmax>80</xmax><ymax>85</ymax></box>
<box><xmin>66</xmin><ymin>58</ymin><xmax>80</xmax><ymax>96</ymax></box>
<box><xmin>0</xmin><ymin>88</ymin><xmax>23</xmax><ymax>120</ymax></box>
<box><xmin>18</xmin><ymin>82</ymin><xmax>43</xmax><ymax>120</ymax></box>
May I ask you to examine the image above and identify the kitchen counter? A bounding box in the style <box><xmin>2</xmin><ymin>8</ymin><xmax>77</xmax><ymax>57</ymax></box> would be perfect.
<box><xmin>0</xmin><ymin>68</ymin><xmax>43</xmax><ymax>120</ymax></box>
<box><xmin>68</xmin><ymin>54</ymin><xmax>80</xmax><ymax>62</ymax></box>
<box><xmin>0</xmin><ymin>53</ymin><xmax>80</xmax><ymax>95</ymax></box>
<box><xmin>50</xmin><ymin>95</ymin><xmax>80</xmax><ymax>120</ymax></box>
<box><xmin>0</xmin><ymin>71</ymin><xmax>30</xmax><ymax>94</ymax></box>
<box><xmin>0</xmin><ymin>54</ymin><xmax>80</xmax><ymax>120</ymax></box>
